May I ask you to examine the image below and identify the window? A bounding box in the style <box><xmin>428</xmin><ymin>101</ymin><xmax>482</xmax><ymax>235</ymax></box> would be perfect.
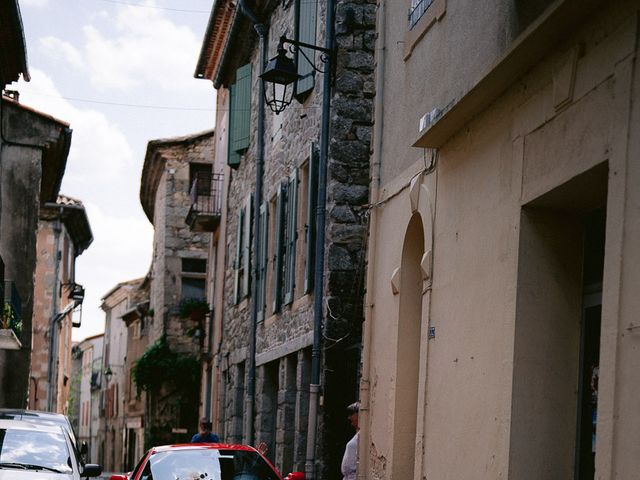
<box><xmin>181</xmin><ymin>258</ymin><xmax>207</xmax><ymax>300</ymax></box>
<box><xmin>256</xmin><ymin>202</ymin><xmax>268</xmax><ymax>322</ymax></box>
<box><xmin>272</xmin><ymin>183</ymin><xmax>286</xmax><ymax>313</ymax></box>
<box><xmin>228</xmin><ymin>63</ymin><xmax>252</xmax><ymax>168</ymax></box>
<box><xmin>408</xmin><ymin>0</ymin><xmax>434</xmax><ymax>29</ymax></box>
<box><xmin>283</xmin><ymin>170</ymin><xmax>298</xmax><ymax>305</ymax></box>
<box><xmin>233</xmin><ymin>195</ymin><xmax>253</xmax><ymax>304</ymax></box>
<box><xmin>189</xmin><ymin>163</ymin><xmax>212</xmax><ymax>195</ymax></box>
<box><xmin>294</xmin><ymin>0</ymin><xmax>318</xmax><ymax>99</ymax></box>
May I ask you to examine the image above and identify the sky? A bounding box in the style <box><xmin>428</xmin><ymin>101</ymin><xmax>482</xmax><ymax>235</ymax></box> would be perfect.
<box><xmin>13</xmin><ymin>0</ymin><xmax>217</xmax><ymax>341</ymax></box>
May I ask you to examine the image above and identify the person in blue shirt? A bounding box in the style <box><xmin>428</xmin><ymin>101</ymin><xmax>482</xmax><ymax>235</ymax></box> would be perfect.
<box><xmin>191</xmin><ymin>417</ymin><xmax>220</xmax><ymax>443</ymax></box>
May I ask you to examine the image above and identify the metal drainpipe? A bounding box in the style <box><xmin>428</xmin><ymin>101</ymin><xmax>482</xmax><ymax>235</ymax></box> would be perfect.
<box><xmin>46</xmin><ymin>209</ymin><xmax>63</xmax><ymax>411</ymax></box>
<box><xmin>237</xmin><ymin>0</ymin><xmax>267</xmax><ymax>447</ymax></box>
<box><xmin>305</xmin><ymin>0</ymin><xmax>335</xmax><ymax>478</ymax></box>
<box><xmin>357</xmin><ymin>1</ymin><xmax>386</xmax><ymax>478</ymax></box>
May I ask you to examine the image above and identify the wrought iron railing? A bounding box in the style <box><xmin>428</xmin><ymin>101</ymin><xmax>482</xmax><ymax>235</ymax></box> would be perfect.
<box><xmin>2</xmin><ymin>280</ymin><xmax>22</xmax><ymax>338</ymax></box>
<box><xmin>187</xmin><ymin>172</ymin><xmax>223</xmax><ymax>231</ymax></box>
<box><xmin>408</xmin><ymin>0</ymin><xmax>434</xmax><ymax>29</ymax></box>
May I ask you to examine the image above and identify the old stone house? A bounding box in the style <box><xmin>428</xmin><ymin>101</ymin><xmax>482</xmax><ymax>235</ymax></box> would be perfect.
<box><xmin>30</xmin><ymin>194</ymin><xmax>93</xmax><ymax>413</ymax></box>
<box><xmin>195</xmin><ymin>1</ymin><xmax>374</xmax><ymax>478</ymax></box>
<box><xmin>0</xmin><ymin>95</ymin><xmax>73</xmax><ymax>407</ymax></box>
<box><xmin>139</xmin><ymin>130</ymin><xmax>215</xmax><ymax>448</ymax></box>
<box><xmin>360</xmin><ymin>0</ymin><xmax>640</xmax><ymax>479</ymax></box>
<box><xmin>71</xmin><ymin>333</ymin><xmax>104</xmax><ymax>464</ymax></box>
<box><xmin>99</xmin><ymin>278</ymin><xmax>143</xmax><ymax>472</ymax></box>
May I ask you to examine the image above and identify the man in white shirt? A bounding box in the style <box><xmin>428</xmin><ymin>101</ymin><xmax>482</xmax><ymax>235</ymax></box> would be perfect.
<box><xmin>341</xmin><ymin>402</ymin><xmax>359</xmax><ymax>480</ymax></box>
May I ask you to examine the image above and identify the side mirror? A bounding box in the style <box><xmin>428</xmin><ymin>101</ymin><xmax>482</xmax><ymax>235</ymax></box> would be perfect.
<box><xmin>81</xmin><ymin>464</ymin><xmax>102</xmax><ymax>478</ymax></box>
<box><xmin>285</xmin><ymin>473</ymin><xmax>305</xmax><ymax>480</ymax></box>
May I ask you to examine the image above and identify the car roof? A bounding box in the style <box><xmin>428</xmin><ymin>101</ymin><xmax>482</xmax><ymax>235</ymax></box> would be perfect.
<box><xmin>150</xmin><ymin>443</ymin><xmax>258</xmax><ymax>454</ymax></box>
<box><xmin>0</xmin><ymin>418</ymin><xmax>66</xmax><ymax>434</ymax></box>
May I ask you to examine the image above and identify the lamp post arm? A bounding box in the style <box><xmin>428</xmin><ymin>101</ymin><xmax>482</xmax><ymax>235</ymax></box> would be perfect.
<box><xmin>280</xmin><ymin>35</ymin><xmax>332</xmax><ymax>56</ymax></box>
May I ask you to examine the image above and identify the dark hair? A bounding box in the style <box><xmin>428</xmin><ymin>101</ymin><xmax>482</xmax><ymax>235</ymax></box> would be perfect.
<box><xmin>346</xmin><ymin>402</ymin><xmax>360</xmax><ymax>414</ymax></box>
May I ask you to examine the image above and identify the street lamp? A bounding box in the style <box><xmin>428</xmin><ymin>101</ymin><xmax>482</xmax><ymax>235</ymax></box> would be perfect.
<box><xmin>259</xmin><ymin>35</ymin><xmax>332</xmax><ymax>115</ymax></box>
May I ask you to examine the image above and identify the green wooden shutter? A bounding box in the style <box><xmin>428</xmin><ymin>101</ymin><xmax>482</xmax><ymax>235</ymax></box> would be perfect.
<box><xmin>272</xmin><ymin>183</ymin><xmax>286</xmax><ymax>313</ymax></box>
<box><xmin>233</xmin><ymin>207</ymin><xmax>244</xmax><ymax>304</ymax></box>
<box><xmin>242</xmin><ymin>194</ymin><xmax>253</xmax><ymax>299</ymax></box>
<box><xmin>284</xmin><ymin>170</ymin><xmax>299</xmax><ymax>305</ymax></box>
<box><xmin>257</xmin><ymin>202</ymin><xmax>268</xmax><ymax>322</ymax></box>
<box><xmin>295</xmin><ymin>0</ymin><xmax>317</xmax><ymax>97</ymax></box>
<box><xmin>227</xmin><ymin>84</ymin><xmax>241</xmax><ymax>168</ymax></box>
<box><xmin>304</xmin><ymin>143</ymin><xmax>318</xmax><ymax>294</ymax></box>
<box><xmin>232</xmin><ymin>63</ymin><xmax>252</xmax><ymax>153</ymax></box>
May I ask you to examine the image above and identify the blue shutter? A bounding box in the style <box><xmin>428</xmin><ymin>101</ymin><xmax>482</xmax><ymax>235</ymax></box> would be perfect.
<box><xmin>295</xmin><ymin>0</ymin><xmax>317</xmax><ymax>97</ymax></box>
<box><xmin>304</xmin><ymin>143</ymin><xmax>318</xmax><ymax>294</ymax></box>
<box><xmin>284</xmin><ymin>170</ymin><xmax>299</xmax><ymax>305</ymax></box>
<box><xmin>233</xmin><ymin>207</ymin><xmax>244</xmax><ymax>304</ymax></box>
<box><xmin>242</xmin><ymin>194</ymin><xmax>253</xmax><ymax>298</ymax></box>
<box><xmin>257</xmin><ymin>202</ymin><xmax>268</xmax><ymax>322</ymax></box>
<box><xmin>227</xmin><ymin>84</ymin><xmax>240</xmax><ymax>168</ymax></box>
<box><xmin>272</xmin><ymin>183</ymin><xmax>286</xmax><ymax>313</ymax></box>
<box><xmin>232</xmin><ymin>63</ymin><xmax>252</xmax><ymax>153</ymax></box>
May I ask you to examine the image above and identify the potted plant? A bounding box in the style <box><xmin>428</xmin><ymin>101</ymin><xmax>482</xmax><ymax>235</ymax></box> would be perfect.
<box><xmin>178</xmin><ymin>298</ymin><xmax>210</xmax><ymax>320</ymax></box>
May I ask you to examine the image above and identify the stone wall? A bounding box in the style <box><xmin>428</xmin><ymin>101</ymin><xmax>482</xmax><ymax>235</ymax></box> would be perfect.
<box><xmin>217</xmin><ymin>0</ymin><xmax>375</xmax><ymax>477</ymax></box>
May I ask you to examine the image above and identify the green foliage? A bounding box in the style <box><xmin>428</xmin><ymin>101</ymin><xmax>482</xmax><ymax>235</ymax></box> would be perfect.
<box><xmin>132</xmin><ymin>337</ymin><xmax>200</xmax><ymax>395</ymax></box>
<box><xmin>1</xmin><ymin>303</ymin><xmax>22</xmax><ymax>336</ymax></box>
<box><xmin>178</xmin><ymin>298</ymin><xmax>210</xmax><ymax>319</ymax></box>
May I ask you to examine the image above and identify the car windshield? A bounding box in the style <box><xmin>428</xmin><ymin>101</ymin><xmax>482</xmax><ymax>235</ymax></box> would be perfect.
<box><xmin>147</xmin><ymin>448</ymin><xmax>279</xmax><ymax>480</ymax></box>
<box><xmin>0</xmin><ymin>427</ymin><xmax>73</xmax><ymax>473</ymax></box>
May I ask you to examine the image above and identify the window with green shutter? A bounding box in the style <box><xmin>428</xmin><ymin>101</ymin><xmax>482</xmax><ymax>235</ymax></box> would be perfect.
<box><xmin>304</xmin><ymin>143</ymin><xmax>318</xmax><ymax>294</ymax></box>
<box><xmin>233</xmin><ymin>207</ymin><xmax>244</xmax><ymax>304</ymax></box>
<box><xmin>284</xmin><ymin>170</ymin><xmax>299</xmax><ymax>305</ymax></box>
<box><xmin>241</xmin><ymin>194</ymin><xmax>253</xmax><ymax>299</ymax></box>
<box><xmin>227</xmin><ymin>63</ymin><xmax>252</xmax><ymax>168</ymax></box>
<box><xmin>294</xmin><ymin>0</ymin><xmax>317</xmax><ymax>98</ymax></box>
<box><xmin>256</xmin><ymin>202</ymin><xmax>268</xmax><ymax>322</ymax></box>
<box><xmin>272</xmin><ymin>182</ymin><xmax>286</xmax><ymax>313</ymax></box>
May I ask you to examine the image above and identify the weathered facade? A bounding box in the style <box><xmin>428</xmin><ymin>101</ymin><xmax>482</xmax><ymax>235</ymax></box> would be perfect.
<box><xmin>360</xmin><ymin>0</ymin><xmax>640</xmax><ymax>479</ymax></box>
<box><xmin>139</xmin><ymin>130</ymin><xmax>214</xmax><ymax>448</ymax></box>
<box><xmin>72</xmin><ymin>333</ymin><xmax>104</xmax><ymax>464</ymax></box>
<box><xmin>30</xmin><ymin>195</ymin><xmax>93</xmax><ymax>413</ymax></box>
<box><xmin>196</xmin><ymin>1</ymin><xmax>374</xmax><ymax>478</ymax></box>
<box><xmin>99</xmin><ymin>278</ymin><xmax>143</xmax><ymax>472</ymax></box>
<box><xmin>120</xmin><ymin>277</ymin><xmax>150</xmax><ymax>471</ymax></box>
<box><xmin>0</xmin><ymin>97</ymin><xmax>72</xmax><ymax>408</ymax></box>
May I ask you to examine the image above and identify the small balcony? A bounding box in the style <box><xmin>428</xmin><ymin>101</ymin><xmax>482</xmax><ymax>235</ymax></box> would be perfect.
<box><xmin>186</xmin><ymin>172</ymin><xmax>223</xmax><ymax>232</ymax></box>
<box><xmin>0</xmin><ymin>280</ymin><xmax>22</xmax><ymax>350</ymax></box>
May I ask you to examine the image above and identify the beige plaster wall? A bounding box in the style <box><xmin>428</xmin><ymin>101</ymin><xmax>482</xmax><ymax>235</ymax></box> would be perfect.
<box><xmin>363</xmin><ymin>1</ymin><xmax>640</xmax><ymax>479</ymax></box>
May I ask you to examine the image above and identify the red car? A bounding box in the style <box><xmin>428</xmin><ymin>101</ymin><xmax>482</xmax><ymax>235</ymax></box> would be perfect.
<box><xmin>109</xmin><ymin>443</ymin><xmax>303</xmax><ymax>480</ymax></box>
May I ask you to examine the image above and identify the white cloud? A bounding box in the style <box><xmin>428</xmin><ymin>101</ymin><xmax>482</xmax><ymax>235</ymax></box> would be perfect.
<box><xmin>16</xmin><ymin>69</ymin><xmax>135</xmax><ymax>188</ymax></box>
<box><xmin>79</xmin><ymin>2</ymin><xmax>211</xmax><ymax>94</ymax></box>
<box><xmin>39</xmin><ymin>36</ymin><xmax>84</xmax><ymax>69</ymax></box>
<box><xmin>20</xmin><ymin>0</ymin><xmax>49</xmax><ymax>7</ymax></box>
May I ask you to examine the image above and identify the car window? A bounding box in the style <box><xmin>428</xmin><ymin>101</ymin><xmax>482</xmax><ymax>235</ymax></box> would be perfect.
<box><xmin>148</xmin><ymin>449</ymin><xmax>279</xmax><ymax>480</ymax></box>
<box><xmin>0</xmin><ymin>428</ymin><xmax>73</xmax><ymax>473</ymax></box>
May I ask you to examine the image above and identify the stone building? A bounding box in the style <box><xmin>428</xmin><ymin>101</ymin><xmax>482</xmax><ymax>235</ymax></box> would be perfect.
<box><xmin>72</xmin><ymin>333</ymin><xmax>104</xmax><ymax>464</ymax></box>
<box><xmin>119</xmin><ymin>277</ymin><xmax>150</xmax><ymax>470</ymax></box>
<box><xmin>99</xmin><ymin>278</ymin><xmax>143</xmax><ymax>471</ymax></box>
<box><xmin>0</xmin><ymin>95</ymin><xmax>73</xmax><ymax>407</ymax></box>
<box><xmin>139</xmin><ymin>130</ymin><xmax>215</xmax><ymax>447</ymax></box>
<box><xmin>195</xmin><ymin>1</ymin><xmax>374</xmax><ymax>478</ymax></box>
<box><xmin>359</xmin><ymin>0</ymin><xmax>640</xmax><ymax>479</ymax></box>
<box><xmin>30</xmin><ymin>194</ymin><xmax>93</xmax><ymax>412</ymax></box>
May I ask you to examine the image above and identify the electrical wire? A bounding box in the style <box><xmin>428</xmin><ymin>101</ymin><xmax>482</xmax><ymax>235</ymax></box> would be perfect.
<box><xmin>94</xmin><ymin>0</ymin><xmax>210</xmax><ymax>13</ymax></box>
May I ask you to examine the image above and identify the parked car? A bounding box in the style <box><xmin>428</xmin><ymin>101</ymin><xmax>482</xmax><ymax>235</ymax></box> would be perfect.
<box><xmin>0</xmin><ymin>419</ymin><xmax>101</xmax><ymax>479</ymax></box>
<box><xmin>109</xmin><ymin>443</ymin><xmax>304</xmax><ymax>480</ymax></box>
<box><xmin>0</xmin><ymin>409</ymin><xmax>86</xmax><ymax>457</ymax></box>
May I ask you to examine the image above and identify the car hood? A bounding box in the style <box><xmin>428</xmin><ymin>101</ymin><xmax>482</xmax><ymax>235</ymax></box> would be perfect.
<box><xmin>0</xmin><ymin>470</ymin><xmax>73</xmax><ymax>480</ymax></box>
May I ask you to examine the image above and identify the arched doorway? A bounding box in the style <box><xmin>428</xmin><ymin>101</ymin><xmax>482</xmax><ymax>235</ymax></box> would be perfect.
<box><xmin>391</xmin><ymin>213</ymin><xmax>424</xmax><ymax>479</ymax></box>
